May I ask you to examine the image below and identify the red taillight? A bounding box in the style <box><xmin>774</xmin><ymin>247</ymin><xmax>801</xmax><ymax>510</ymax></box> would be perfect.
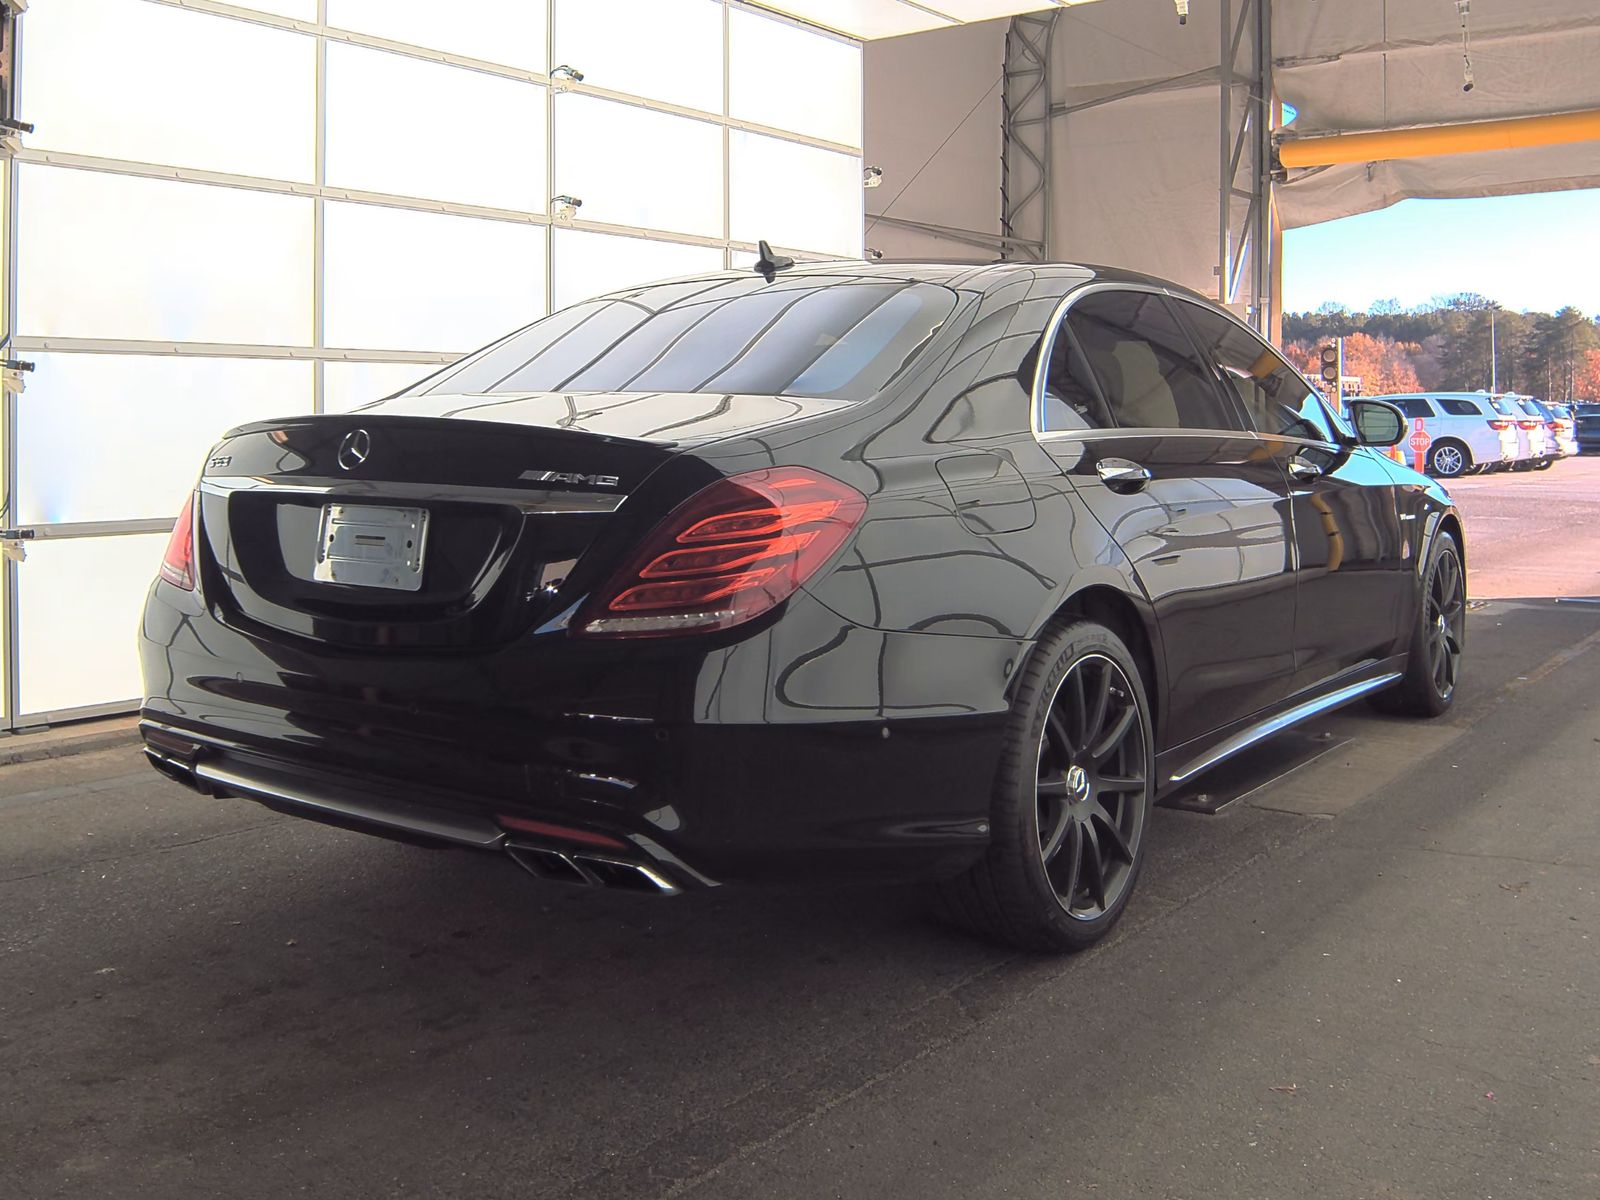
<box><xmin>1488</xmin><ymin>419</ymin><xmax>1511</xmax><ymax>431</ymax></box>
<box><xmin>159</xmin><ymin>492</ymin><xmax>197</xmax><ymax>590</ymax></box>
<box><xmin>575</xmin><ymin>467</ymin><xmax>867</xmax><ymax>638</ymax></box>
<box><xmin>1517</xmin><ymin>419</ymin><xmax>1540</xmax><ymax>430</ymax></box>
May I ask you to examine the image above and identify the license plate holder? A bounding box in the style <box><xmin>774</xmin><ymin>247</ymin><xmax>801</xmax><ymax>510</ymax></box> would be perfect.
<box><xmin>313</xmin><ymin>503</ymin><xmax>429</xmax><ymax>591</ymax></box>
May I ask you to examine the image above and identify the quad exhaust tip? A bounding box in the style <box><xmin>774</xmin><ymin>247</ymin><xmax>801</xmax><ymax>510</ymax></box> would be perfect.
<box><xmin>506</xmin><ymin>843</ymin><xmax>680</xmax><ymax>896</ymax></box>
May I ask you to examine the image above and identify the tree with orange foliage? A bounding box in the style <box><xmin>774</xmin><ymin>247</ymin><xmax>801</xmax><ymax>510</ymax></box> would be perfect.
<box><xmin>1286</xmin><ymin>332</ymin><xmax>1422</xmax><ymax>396</ymax></box>
<box><xmin>1575</xmin><ymin>347</ymin><xmax>1600</xmax><ymax>402</ymax></box>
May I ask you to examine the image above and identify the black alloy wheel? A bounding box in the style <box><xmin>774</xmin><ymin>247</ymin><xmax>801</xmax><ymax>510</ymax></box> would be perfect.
<box><xmin>1423</xmin><ymin>542</ymin><xmax>1466</xmax><ymax>703</ymax></box>
<box><xmin>1034</xmin><ymin>653</ymin><xmax>1147</xmax><ymax>921</ymax></box>
<box><xmin>935</xmin><ymin>620</ymin><xmax>1154</xmax><ymax>952</ymax></box>
<box><xmin>1374</xmin><ymin>532</ymin><xmax>1465</xmax><ymax>718</ymax></box>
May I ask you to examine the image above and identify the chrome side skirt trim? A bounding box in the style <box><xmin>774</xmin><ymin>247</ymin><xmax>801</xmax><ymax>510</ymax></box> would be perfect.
<box><xmin>1167</xmin><ymin>671</ymin><xmax>1402</xmax><ymax>786</ymax></box>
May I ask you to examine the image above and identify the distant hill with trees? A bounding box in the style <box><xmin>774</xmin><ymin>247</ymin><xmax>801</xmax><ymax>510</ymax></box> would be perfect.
<box><xmin>1283</xmin><ymin>294</ymin><xmax>1600</xmax><ymax>402</ymax></box>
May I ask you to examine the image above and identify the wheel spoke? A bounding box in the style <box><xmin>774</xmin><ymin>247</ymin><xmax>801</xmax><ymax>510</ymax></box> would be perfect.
<box><xmin>1097</xmin><ymin>773</ymin><xmax>1146</xmax><ymax>794</ymax></box>
<box><xmin>1082</xmin><ymin>822</ymin><xmax>1109</xmax><ymax>910</ymax></box>
<box><xmin>1069</xmin><ymin>666</ymin><xmax>1089</xmax><ymax>748</ymax></box>
<box><xmin>1088</xmin><ymin>705</ymin><xmax>1136</xmax><ymax>764</ymax></box>
<box><xmin>1039</xmin><ymin>804</ymin><xmax>1072</xmax><ymax>864</ymax></box>
<box><xmin>1037</xmin><ymin>776</ymin><xmax>1072</xmax><ymax>800</ymax></box>
<box><xmin>1093</xmin><ymin>809</ymin><xmax>1135</xmax><ymax>865</ymax></box>
<box><xmin>1083</xmin><ymin>662</ymin><xmax>1111</xmax><ymax>751</ymax></box>
<box><xmin>1055</xmin><ymin>821</ymin><xmax>1083</xmax><ymax>905</ymax></box>
<box><xmin>1047</xmin><ymin>710</ymin><xmax>1076</xmax><ymax>761</ymax></box>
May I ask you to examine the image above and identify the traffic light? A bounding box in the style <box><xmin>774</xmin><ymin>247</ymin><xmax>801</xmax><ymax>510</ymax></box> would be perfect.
<box><xmin>1320</xmin><ymin>343</ymin><xmax>1340</xmax><ymax>385</ymax></box>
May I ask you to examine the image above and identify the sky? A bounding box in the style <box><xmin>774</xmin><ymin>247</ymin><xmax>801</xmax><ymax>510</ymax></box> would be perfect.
<box><xmin>1282</xmin><ymin>187</ymin><xmax>1600</xmax><ymax>318</ymax></box>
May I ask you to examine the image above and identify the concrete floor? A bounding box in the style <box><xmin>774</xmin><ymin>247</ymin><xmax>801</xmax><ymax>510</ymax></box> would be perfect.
<box><xmin>3</xmin><ymin>467</ymin><xmax>1599</xmax><ymax>1199</ymax></box>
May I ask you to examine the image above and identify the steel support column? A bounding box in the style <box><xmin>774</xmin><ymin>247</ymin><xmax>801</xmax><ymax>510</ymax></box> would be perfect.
<box><xmin>1000</xmin><ymin>8</ymin><xmax>1058</xmax><ymax>263</ymax></box>
<box><xmin>1218</xmin><ymin>0</ymin><xmax>1273</xmax><ymax>331</ymax></box>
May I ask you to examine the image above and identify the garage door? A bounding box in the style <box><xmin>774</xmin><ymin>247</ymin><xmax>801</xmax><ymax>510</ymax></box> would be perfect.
<box><xmin>0</xmin><ymin>0</ymin><xmax>864</xmax><ymax>728</ymax></box>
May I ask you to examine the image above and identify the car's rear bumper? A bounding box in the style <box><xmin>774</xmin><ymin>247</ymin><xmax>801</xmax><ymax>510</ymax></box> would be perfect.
<box><xmin>139</xmin><ymin>583</ymin><xmax>1019</xmax><ymax>888</ymax></box>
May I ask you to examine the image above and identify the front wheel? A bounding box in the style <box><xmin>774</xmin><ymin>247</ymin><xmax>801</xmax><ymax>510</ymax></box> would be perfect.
<box><xmin>934</xmin><ymin>620</ymin><xmax>1154</xmax><ymax>952</ymax></box>
<box><xmin>1428</xmin><ymin>440</ymin><xmax>1469</xmax><ymax>478</ymax></box>
<box><xmin>1374</xmin><ymin>532</ymin><xmax>1465</xmax><ymax>718</ymax></box>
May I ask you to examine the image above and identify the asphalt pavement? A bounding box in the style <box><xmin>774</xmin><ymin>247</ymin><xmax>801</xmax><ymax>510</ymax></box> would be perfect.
<box><xmin>3</xmin><ymin>463</ymin><xmax>1599</xmax><ymax>1199</ymax></box>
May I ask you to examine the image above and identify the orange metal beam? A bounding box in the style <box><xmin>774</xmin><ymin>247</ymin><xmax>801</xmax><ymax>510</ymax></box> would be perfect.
<box><xmin>1278</xmin><ymin>108</ymin><xmax>1600</xmax><ymax>169</ymax></box>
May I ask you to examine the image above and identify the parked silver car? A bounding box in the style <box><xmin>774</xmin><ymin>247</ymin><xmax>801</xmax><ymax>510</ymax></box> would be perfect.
<box><xmin>1376</xmin><ymin>392</ymin><xmax>1521</xmax><ymax>478</ymax></box>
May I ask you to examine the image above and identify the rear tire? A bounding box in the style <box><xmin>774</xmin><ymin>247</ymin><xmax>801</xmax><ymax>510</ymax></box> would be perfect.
<box><xmin>1428</xmin><ymin>440</ymin><xmax>1470</xmax><ymax>478</ymax></box>
<box><xmin>1373</xmin><ymin>532</ymin><xmax>1465</xmax><ymax>718</ymax></box>
<box><xmin>933</xmin><ymin>620</ymin><xmax>1154</xmax><ymax>953</ymax></box>
<box><xmin>1534</xmin><ymin>457</ymin><xmax>1555</xmax><ymax>471</ymax></box>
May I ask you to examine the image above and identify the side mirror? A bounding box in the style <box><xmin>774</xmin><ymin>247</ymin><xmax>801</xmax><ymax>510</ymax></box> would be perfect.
<box><xmin>1348</xmin><ymin>399</ymin><xmax>1405</xmax><ymax>448</ymax></box>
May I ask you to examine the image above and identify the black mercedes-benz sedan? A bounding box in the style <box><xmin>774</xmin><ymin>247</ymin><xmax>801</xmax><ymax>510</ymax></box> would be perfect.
<box><xmin>140</xmin><ymin>260</ymin><xmax>1465</xmax><ymax>952</ymax></box>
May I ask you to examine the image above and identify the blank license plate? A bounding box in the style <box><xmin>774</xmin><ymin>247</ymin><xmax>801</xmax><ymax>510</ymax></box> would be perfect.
<box><xmin>313</xmin><ymin>503</ymin><xmax>429</xmax><ymax>591</ymax></box>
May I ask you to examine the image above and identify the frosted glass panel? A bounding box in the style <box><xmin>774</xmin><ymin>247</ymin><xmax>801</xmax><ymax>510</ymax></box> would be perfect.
<box><xmin>324</xmin><ymin>362</ymin><xmax>434</xmax><ymax>412</ymax></box>
<box><xmin>729</xmin><ymin>10</ymin><xmax>862</xmax><ymax>146</ymax></box>
<box><xmin>17</xmin><ymin>165</ymin><xmax>314</xmax><ymax>344</ymax></box>
<box><xmin>326</xmin><ymin>0</ymin><xmax>547</xmax><ymax>69</ymax></box>
<box><xmin>554</xmin><ymin>0</ymin><xmax>722</xmax><ymax>111</ymax></box>
<box><xmin>730</xmin><ymin>132</ymin><xmax>863</xmax><ymax>256</ymax></box>
<box><xmin>20</xmin><ymin>0</ymin><xmax>316</xmax><ymax>181</ymax></box>
<box><xmin>18</xmin><ymin>355</ymin><xmax>313</xmax><ymax>526</ymax></box>
<box><xmin>554</xmin><ymin>97</ymin><xmax>722</xmax><ymax>238</ymax></box>
<box><xmin>18</xmin><ymin>533</ymin><xmax>168</xmax><ymax>716</ymax></box>
<box><xmin>551</xmin><ymin>230</ymin><xmax>723</xmax><ymax>310</ymax></box>
<box><xmin>323</xmin><ymin>202</ymin><xmax>546</xmax><ymax>352</ymax></box>
<box><xmin>325</xmin><ymin>43</ymin><xmax>545</xmax><ymax>211</ymax></box>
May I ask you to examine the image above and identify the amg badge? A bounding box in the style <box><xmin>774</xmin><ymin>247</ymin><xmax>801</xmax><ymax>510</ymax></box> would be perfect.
<box><xmin>520</xmin><ymin>470</ymin><xmax>622</xmax><ymax>488</ymax></box>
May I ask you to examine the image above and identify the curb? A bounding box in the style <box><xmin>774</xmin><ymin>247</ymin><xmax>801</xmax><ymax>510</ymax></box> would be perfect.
<box><xmin>0</xmin><ymin>723</ymin><xmax>142</xmax><ymax>769</ymax></box>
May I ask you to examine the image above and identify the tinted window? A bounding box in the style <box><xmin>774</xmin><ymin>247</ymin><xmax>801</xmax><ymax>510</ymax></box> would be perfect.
<box><xmin>1039</xmin><ymin>323</ymin><xmax>1112</xmax><ymax>431</ymax></box>
<box><xmin>1066</xmin><ymin>291</ymin><xmax>1241</xmax><ymax>431</ymax></box>
<box><xmin>1177</xmin><ymin>300</ymin><xmax>1335</xmax><ymax>441</ymax></box>
<box><xmin>1517</xmin><ymin>398</ymin><xmax>1547</xmax><ymax>418</ymax></box>
<box><xmin>1489</xmin><ymin>397</ymin><xmax>1517</xmax><ymax>416</ymax></box>
<box><xmin>409</xmin><ymin>275</ymin><xmax>958</xmax><ymax>401</ymax></box>
<box><xmin>1390</xmin><ymin>397</ymin><xmax>1434</xmax><ymax>420</ymax></box>
<box><xmin>1438</xmin><ymin>398</ymin><xmax>1485</xmax><ymax>417</ymax></box>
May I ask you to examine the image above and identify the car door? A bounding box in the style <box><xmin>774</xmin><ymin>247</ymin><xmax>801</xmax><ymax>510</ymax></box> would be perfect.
<box><xmin>1174</xmin><ymin>299</ymin><xmax>1411</xmax><ymax>697</ymax></box>
<box><xmin>1036</xmin><ymin>287</ymin><xmax>1296</xmax><ymax>750</ymax></box>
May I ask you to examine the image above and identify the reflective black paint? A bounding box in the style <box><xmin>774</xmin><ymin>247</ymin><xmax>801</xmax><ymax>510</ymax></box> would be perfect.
<box><xmin>139</xmin><ymin>261</ymin><xmax>1460</xmax><ymax>888</ymax></box>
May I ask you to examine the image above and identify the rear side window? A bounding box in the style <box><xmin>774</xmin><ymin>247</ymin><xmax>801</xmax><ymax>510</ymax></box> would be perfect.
<box><xmin>1066</xmin><ymin>291</ymin><xmax>1242</xmax><ymax>431</ymax></box>
<box><xmin>1391</xmin><ymin>398</ymin><xmax>1434</xmax><ymax>419</ymax></box>
<box><xmin>410</xmin><ymin>276</ymin><xmax>958</xmax><ymax>402</ymax></box>
<box><xmin>1176</xmin><ymin>300</ymin><xmax>1335</xmax><ymax>442</ymax></box>
<box><xmin>1438</xmin><ymin>398</ymin><xmax>1485</xmax><ymax>417</ymax></box>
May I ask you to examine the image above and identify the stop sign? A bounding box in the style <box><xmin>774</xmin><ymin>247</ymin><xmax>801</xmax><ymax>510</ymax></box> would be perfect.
<box><xmin>1408</xmin><ymin>418</ymin><xmax>1431</xmax><ymax>470</ymax></box>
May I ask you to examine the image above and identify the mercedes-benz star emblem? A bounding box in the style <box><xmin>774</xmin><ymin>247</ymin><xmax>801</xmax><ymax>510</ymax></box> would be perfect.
<box><xmin>337</xmin><ymin>428</ymin><xmax>372</xmax><ymax>471</ymax></box>
<box><xmin>1065</xmin><ymin>765</ymin><xmax>1090</xmax><ymax>803</ymax></box>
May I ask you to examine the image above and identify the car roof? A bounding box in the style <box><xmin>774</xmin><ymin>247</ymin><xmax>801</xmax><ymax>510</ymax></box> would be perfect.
<box><xmin>720</xmin><ymin>257</ymin><xmax>1220</xmax><ymax>305</ymax></box>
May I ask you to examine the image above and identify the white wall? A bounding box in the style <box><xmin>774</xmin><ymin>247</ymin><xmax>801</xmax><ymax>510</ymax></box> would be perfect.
<box><xmin>3</xmin><ymin>0</ymin><xmax>867</xmax><ymax>722</ymax></box>
<box><xmin>863</xmin><ymin>19</ymin><xmax>1006</xmax><ymax>260</ymax></box>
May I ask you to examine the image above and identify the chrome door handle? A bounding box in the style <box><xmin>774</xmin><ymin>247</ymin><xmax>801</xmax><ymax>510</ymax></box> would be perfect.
<box><xmin>1095</xmin><ymin>458</ymin><xmax>1151</xmax><ymax>492</ymax></box>
<box><xmin>1287</xmin><ymin>457</ymin><xmax>1323</xmax><ymax>481</ymax></box>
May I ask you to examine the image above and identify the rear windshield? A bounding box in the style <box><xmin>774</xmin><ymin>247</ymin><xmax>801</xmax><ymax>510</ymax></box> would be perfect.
<box><xmin>1488</xmin><ymin>397</ymin><xmax>1517</xmax><ymax>416</ymax></box>
<box><xmin>407</xmin><ymin>275</ymin><xmax>958</xmax><ymax>402</ymax></box>
<box><xmin>1517</xmin><ymin>398</ymin><xmax>1547</xmax><ymax>417</ymax></box>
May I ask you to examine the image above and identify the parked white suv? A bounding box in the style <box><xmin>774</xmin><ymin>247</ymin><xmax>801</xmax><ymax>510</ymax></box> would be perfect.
<box><xmin>1376</xmin><ymin>392</ymin><xmax>1521</xmax><ymax>477</ymax></box>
